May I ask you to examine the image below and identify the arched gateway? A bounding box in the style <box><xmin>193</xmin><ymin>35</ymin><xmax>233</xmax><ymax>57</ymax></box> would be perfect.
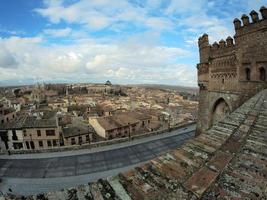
<box><xmin>211</xmin><ymin>98</ymin><xmax>230</xmax><ymax>126</ymax></box>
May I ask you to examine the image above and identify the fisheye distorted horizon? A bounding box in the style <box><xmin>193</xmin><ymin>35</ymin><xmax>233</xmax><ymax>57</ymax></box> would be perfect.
<box><xmin>0</xmin><ymin>0</ymin><xmax>266</xmax><ymax>87</ymax></box>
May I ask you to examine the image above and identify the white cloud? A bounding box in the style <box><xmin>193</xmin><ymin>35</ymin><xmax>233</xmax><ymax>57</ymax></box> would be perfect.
<box><xmin>0</xmin><ymin>45</ymin><xmax>18</xmax><ymax>68</ymax></box>
<box><xmin>43</xmin><ymin>28</ymin><xmax>72</xmax><ymax>37</ymax></box>
<box><xmin>0</xmin><ymin>35</ymin><xmax>196</xmax><ymax>86</ymax></box>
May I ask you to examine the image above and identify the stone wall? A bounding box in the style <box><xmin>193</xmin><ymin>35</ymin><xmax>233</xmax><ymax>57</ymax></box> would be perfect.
<box><xmin>196</xmin><ymin>6</ymin><xmax>267</xmax><ymax>135</ymax></box>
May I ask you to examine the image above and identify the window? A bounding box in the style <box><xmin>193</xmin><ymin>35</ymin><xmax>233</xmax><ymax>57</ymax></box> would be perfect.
<box><xmin>78</xmin><ymin>136</ymin><xmax>82</xmax><ymax>144</ymax></box>
<box><xmin>52</xmin><ymin>140</ymin><xmax>57</xmax><ymax>146</ymax></box>
<box><xmin>86</xmin><ymin>135</ymin><xmax>90</xmax><ymax>142</ymax></box>
<box><xmin>47</xmin><ymin>140</ymin><xmax>52</xmax><ymax>147</ymax></box>
<box><xmin>1</xmin><ymin>119</ymin><xmax>4</xmax><ymax>124</ymax></box>
<box><xmin>71</xmin><ymin>138</ymin><xmax>76</xmax><ymax>145</ymax></box>
<box><xmin>39</xmin><ymin>141</ymin><xmax>43</xmax><ymax>147</ymax></box>
<box><xmin>12</xmin><ymin>130</ymin><xmax>18</xmax><ymax>141</ymax></box>
<box><xmin>259</xmin><ymin>67</ymin><xmax>266</xmax><ymax>81</ymax></box>
<box><xmin>37</xmin><ymin>130</ymin><xmax>41</xmax><ymax>137</ymax></box>
<box><xmin>46</xmin><ymin>130</ymin><xmax>55</xmax><ymax>136</ymax></box>
<box><xmin>23</xmin><ymin>130</ymin><xmax>27</xmax><ymax>137</ymax></box>
<box><xmin>13</xmin><ymin>142</ymin><xmax>23</xmax><ymax>149</ymax></box>
<box><xmin>26</xmin><ymin>141</ymin><xmax>30</xmax><ymax>149</ymax></box>
<box><xmin>245</xmin><ymin>68</ymin><xmax>251</xmax><ymax>80</ymax></box>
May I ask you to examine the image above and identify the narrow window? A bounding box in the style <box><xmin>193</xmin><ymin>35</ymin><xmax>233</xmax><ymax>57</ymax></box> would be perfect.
<box><xmin>71</xmin><ymin>138</ymin><xmax>76</xmax><ymax>145</ymax></box>
<box><xmin>245</xmin><ymin>68</ymin><xmax>251</xmax><ymax>80</ymax></box>
<box><xmin>39</xmin><ymin>141</ymin><xmax>43</xmax><ymax>147</ymax></box>
<box><xmin>37</xmin><ymin>130</ymin><xmax>41</xmax><ymax>137</ymax></box>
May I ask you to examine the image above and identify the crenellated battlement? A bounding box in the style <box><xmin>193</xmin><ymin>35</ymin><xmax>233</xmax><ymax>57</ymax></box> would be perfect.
<box><xmin>198</xmin><ymin>33</ymin><xmax>235</xmax><ymax>62</ymax></box>
<box><xmin>196</xmin><ymin>6</ymin><xmax>267</xmax><ymax>137</ymax></box>
<box><xmin>233</xmin><ymin>6</ymin><xmax>267</xmax><ymax>36</ymax></box>
<box><xmin>210</xmin><ymin>36</ymin><xmax>235</xmax><ymax>56</ymax></box>
<box><xmin>198</xmin><ymin>33</ymin><xmax>210</xmax><ymax>49</ymax></box>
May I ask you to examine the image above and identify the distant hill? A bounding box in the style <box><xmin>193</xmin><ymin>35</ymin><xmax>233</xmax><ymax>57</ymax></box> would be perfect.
<box><xmin>129</xmin><ymin>84</ymin><xmax>199</xmax><ymax>94</ymax></box>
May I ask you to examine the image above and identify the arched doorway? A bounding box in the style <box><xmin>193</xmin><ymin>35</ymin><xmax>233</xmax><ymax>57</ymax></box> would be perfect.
<box><xmin>211</xmin><ymin>98</ymin><xmax>230</xmax><ymax>126</ymax></box>
<box><xmin>259</xmin><ymin>67</ymin><xmax>266</xmax><ymax>81</ymax></box>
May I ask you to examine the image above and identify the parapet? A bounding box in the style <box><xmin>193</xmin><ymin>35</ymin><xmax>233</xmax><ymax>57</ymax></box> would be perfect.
<box><xmin>233</xmin><ymin>6</ymin><xmax>267</xmax><ymax>35</ymax></box>
<box><xmin>210</xmin><ymin>36</ymin><xmax>235</xmax><ymax>56</ymax></box>
<box><xmin>198</xmin><ymin>33</ymin><xmax>210</xmax><ymax>49</ymax></box>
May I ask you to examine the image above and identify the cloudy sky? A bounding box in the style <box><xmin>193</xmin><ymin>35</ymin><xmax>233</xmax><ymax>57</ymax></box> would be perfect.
<box><xmin>0</xmin><ymin>0</ymin><xmax>266</xmax><ymax>87</ymax></box>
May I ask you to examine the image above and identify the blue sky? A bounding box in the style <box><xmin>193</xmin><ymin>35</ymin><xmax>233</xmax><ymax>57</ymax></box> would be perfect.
<box><xmin>0</xmin><ymin>0</ymin><xmax>266</xmax><ymax>87</ymax></box>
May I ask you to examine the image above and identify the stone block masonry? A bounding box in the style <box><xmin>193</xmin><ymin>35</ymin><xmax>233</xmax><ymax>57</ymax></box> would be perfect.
<box><xmin>197</xmin><ymin>6</ymin><xmax>267</xmax><ymax>135</ymax></box>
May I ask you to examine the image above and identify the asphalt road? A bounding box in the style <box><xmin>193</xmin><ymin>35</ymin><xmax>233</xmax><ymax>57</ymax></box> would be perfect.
<box><xmin>0</xmin><ymin>130</ymin><xmax>194</xmax><ymax>178</ymax></box>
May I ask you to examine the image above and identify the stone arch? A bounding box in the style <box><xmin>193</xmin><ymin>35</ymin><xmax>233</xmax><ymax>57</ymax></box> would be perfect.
<box><xmin>210</xmin><ymin>98</ymin><xmax>230</xmax><ymax>126</ymax></box>
<box><xmin>259</xmin><ymin>67</ymin><xmax>266</xmax><ymax>81</ymax></box>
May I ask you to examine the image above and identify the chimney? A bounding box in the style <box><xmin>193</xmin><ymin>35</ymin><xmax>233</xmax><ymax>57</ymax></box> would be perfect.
<box><xmin>250</xmin><ymin>10</ymin><xmax>259</xmax><ymax>22</ymax></box>
<box><xmin>260</xmin><ymin>6</ymin><xmax>267</xmax><ymax>19</ymax></box>
<box><xmin>241</xmin><ymin>14</ymin><xmax>250</xmax><ymax>26</ymax></box>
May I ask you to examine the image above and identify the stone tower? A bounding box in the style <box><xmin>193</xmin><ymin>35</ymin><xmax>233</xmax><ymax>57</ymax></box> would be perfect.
<box><xmin>196</xmin><ymin>6</ymin><xmax>267</xmax><ymax>135</ymax></box>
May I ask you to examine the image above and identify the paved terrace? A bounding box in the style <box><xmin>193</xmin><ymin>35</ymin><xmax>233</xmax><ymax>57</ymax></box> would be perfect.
<box><xmin>0</xmin><ymin>124</ymin><xmax>195</xmax><ymax>196</ymax></box>
<box><xmin>9</xmin><ymin>89</ymin><xmax>267</xmax><ymax>200</ymax></box>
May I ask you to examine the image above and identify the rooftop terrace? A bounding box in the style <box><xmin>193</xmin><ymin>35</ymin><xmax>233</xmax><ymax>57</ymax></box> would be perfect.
<box><xmin>3</xmin><ymin>89</ymin><xmax>267</xmax><ymax>199</ymax></box>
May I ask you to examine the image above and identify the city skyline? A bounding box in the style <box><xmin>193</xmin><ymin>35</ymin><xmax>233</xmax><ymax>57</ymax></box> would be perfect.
<box><xmin>0</xmin><ymin>0</ymin><xmax>266</xmax><ymax>86</ymax></box>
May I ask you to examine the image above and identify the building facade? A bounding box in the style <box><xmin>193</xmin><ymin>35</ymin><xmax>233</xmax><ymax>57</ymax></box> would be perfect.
<box><xmin>89</xmin><ymin>112</ymin><xmax>151</xmax><ymax>139</ymax></box>
<box><xmin>0</xmin><ymin>112</ymin><xmax>61</xmax><ymax>151</ymax></box>
<box><xmin>197</xmin><ymin>7</ymin><xmax>267</xmax><ymax>135</ymax></box>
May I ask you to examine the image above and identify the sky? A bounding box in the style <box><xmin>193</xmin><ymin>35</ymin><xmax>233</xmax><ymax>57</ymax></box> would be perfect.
<box><xmin>0</xmin><ymin>0</ymin><xmax>266</xmax><ymax>87</ymax></box>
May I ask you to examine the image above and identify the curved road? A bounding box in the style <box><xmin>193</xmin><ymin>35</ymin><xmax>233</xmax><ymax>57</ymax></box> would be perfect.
<box><xmin>0</xmin><ymin>125</ymin><xmax>195</xmax><ymax>195</ymax></box>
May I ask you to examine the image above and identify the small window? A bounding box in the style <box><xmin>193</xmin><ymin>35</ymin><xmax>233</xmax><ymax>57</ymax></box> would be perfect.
<box><xmin>46</xmin><ymin>130</ymin><xmax>55</xmax><ymax>136</ymax></box>
<box><xmin>259</xmin><ymin>67</ymin><xmax>266</xmax><ymax>81</ymax></box>
<box><xmin>39</xmin><ymin>141</ymin><xmax>43</xmax><ymax>147</ymax></box>
<box><xmin>78</xmin><ymin>136</ymin><xmax>82</xmax><ymax>144</ymax></box>
<box><xmin>23</xmin><ymin>130</ymin><xmax>27</xmax><ymax>137</ymax></box>
<box><xmin>47</xmin><ymin>140</ymin><xmax>52</xmax><ymax>147</ymax></box>
<box><xmin>245</xmin><ymin>68</ymin><xmax>251</xmax><ymax>80</ymax></box>
<box><xmin>52</xmin><ymin>140</ymin><xmax>57</xmax><ymax>146</ymax></box>
<box><xmin>71</xmin><ymin>138</ymin><xmax>76</xmax><ymax>145</ymax></box>
<box><xmin>37</xmin><ymin>130</ymin><xmax>41</xmax><ymax>137</ymax></box>
<box><xmin>86</xmin><ymin>135</ymin><xmax>89</xmax><ymax>142</ymax></box>
<box><xmin>1</xmin><ymin>119</ymin><xmax>4</xmax><ymax>124</ymax></box>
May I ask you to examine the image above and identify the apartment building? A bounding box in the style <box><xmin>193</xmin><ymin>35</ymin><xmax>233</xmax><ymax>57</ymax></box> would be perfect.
<box><xmin>89</xmin><ymin>111</ymin><xmax>151</xmax><ymax>139</ymax></box>
<box><xmin>0</xmin><ymin>111</ymin><xmax>61</xmax><ymax>150</ymax></box>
